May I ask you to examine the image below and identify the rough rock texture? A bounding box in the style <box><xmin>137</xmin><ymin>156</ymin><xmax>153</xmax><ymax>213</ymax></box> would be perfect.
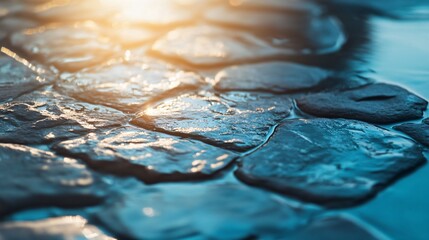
<box><xmin>54</xmin><ymin>126</ymin><xmax>237</xmax><ymax>183</ymax></box>
<box><xmin>55</xmin><ymin>58</ymin><xmax>203</xmax><ymax>113</ymax></box>
<box><xmin>0</xmin><ymin>89</ymin><xmax>126</xmax><ymax>145</ymax></box>
<box><xmin>394</xmin><ymin>118</ymin><xmax>429</xmax><ymax>147</ymax></box>
<box><xmin>0</xmin><ymin>216</ymin><xmax>114</xmax><ymax>240</ymax></box>
<box><xmin>11</xmin><ymin>23</ymin><xmax>119</xmax><ymax>71</ymax></box>
<box><xmin>0</xmin><ymin>143</ymin><xmax>106</xmax><ymax>216</ymax></box>
<box><xmin>132</xmin><ymin>91</ymin><xmax>293</xmax><ymax>151</ymax></box>
<box><xmin>236</xmin><ymin>118</ymin><xmax>426</xmax><ymax>207</ymax></box>
<box><xmin>95</xmin><ymin>184</ymin><xmax>316</xmax><ymax>240</ymax></box>
<box><xmin>296</xmin><ymin>84</ymin><xmax>428</xmax><ymax>124</ymax></box>
<box><xmin>0</xmin><ymin>55</ymin><xmax>54</xmax><ymax>102</ymax></box>
<box><xmin>214</xmin><ymin>61</ymin><xmax>331</xmax><ymax>93</ymax></box>
<box><xmin>288</xmin><ymin>216</ymin><xmax>381</xmax><ymax>240</ymax></box>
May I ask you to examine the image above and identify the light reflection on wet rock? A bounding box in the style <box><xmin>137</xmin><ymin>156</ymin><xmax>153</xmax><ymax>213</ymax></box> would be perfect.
<box><xmin>56</xmin><ymin>58</ymin><xmax>203</xmax><ymax>113</ymax></box>
<box><xmin>54</xmin><ymin>126</ymin><xmax>237</xmax><ymax>183</ymax></box>
<box><xmin>395</xmin><ymin>118</ymin><xmax>429</xmax><ymax>147</ymax></box>
<box><xmin>132</xmin><ymin>91</ymin><xmax>293</xmax><ymax>151</ymax></box>
<box><xmin>0</xmin><ymin>55</ymin><xmax>54</xmax><ymax>102</ymax></box>
<box><xmin>214</xmin><ymin>61</ymin><xmax>331</xmax><ymax>93</ymax></box>
<box><xmin>0</xmin><ymin>143</ymin><xmax>106</xmax><ymax>216</ymax></box>
<box><xmin>150</xmin><ymin>24</ymin><xmax>340</xmax><ymax>67</ymax></box>
<box><xmin>288</xmin><ymin>215</ymin><xmax>381</xmax><ymax>240</ymax></box>
<box><xmin>236</xmin><ymin>118</ymin><xmax>426</xmax><ymax>207</ymax></box>
<box><xmin>95</xmin><ymin>184</ymin><xmax>316</xmax><ymax>240</ymax></box>
<box><xmin>0</xmin><ymin>216</ymin><xmax>115</xmax><ymax>240</ymax></box>
<box><xmin>11</xmin><ymin>22</ymin><xmax>119</xmax><ymax>72</ymax></box>
<box><xmin>296</xmin><ymin>83</ymin><xmax>428</xmax><ymax>124</ymax></box>
<box><xmin>0</xmin><ymin>89</ymin><xmax>126</xmax><ymax>145</ymax></box>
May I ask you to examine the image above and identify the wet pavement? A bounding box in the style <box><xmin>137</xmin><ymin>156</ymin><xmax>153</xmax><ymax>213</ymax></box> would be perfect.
<box><xmin>0</xmin><ymin>0</ymin><xmax>428</xmax><ymax>239</ymax></box>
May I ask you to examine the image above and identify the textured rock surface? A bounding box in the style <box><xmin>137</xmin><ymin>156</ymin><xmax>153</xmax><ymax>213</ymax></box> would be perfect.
<box><xmin>288</xmin><ymin>216</ymin><xmax>381</xmax><ymax>240</ymax></box>
<box><xmin>11</xmin><ymin>23</ymin><xmax>119</xmax><ymax>71</ymax></box>
<box><xmin>296</xmin><ymin>84</ymin><xmax>428</xmax><ymax>124</ymax></box>
<box><xmin>214</xmin><ymin>61</ymin><xmax>331</xmax><ymax>93</ymax></box>
<box><xmin>0</xmin><ymin>90</ymin><xmax>126</xmax><ymax>145</ymax></box>
<box><xmin>55</xmin><ymin>126</ymin><xmax>237</xmax><ymax>183</ymax></box>
<box><xmin>95</xmin><ymin>184</ymin><xmax>315</xmax><ymax>240</ymax></box>
<box><xmin>236</xmin><ymin>118</ymin><xmax>425</xmax><ymax>207</ymax></box>
<box><xmin>0</xmin><ymin>143</ymin><xmax>106</xmax><ymax>216</ymax></box>
<box><xmin>0</xmin><ymin>55</ymin><xmax>54</xmax><ymax>102</ymax></box>
<box><xmin>0</xmin><ymin>216</ymin><xmax>114</xmax><ymax>240</ymax></box>
<box><xmin>394</xmin><ymin>118</ymin><xmax>429</xmax><ymax>147</ymax></box>
<box><xmin>132</xmin><ymin>91</ymin><xmax>293</xmax><ymax>151</ymax></box>
<box><xmin>56</xmin><ymin>58</ymin><xmax>202</xmax><ymax>113</ymax></box>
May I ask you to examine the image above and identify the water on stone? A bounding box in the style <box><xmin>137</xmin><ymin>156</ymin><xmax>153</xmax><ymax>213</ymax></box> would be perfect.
<box><xmin>0</xmin><ymin>0</ymin><xmax>428</xmax><ymax>239</ymax></box>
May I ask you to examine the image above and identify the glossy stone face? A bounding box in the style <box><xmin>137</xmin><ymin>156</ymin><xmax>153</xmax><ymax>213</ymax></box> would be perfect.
<box><xmin>0</xmin><ymin>90</ymin><xmax>126</xmax><ymax>145</ymax></box>
<box><xmin>0</xmin><ymin>56</ymin><xmax>54</xmax><ymax>102</ymax></box>
<box><xmin>236</xmin><ymin>118</ymin><xmax>425</xmax><ymax>207</ymax></box>
<box><xmin>214</xmin><ymin>61</ymin><xmax>331</xmax><ymax>93</ymax></box>
<box><xmin>296</xmin><ymin>84</ymin><xmax>428</xmax><ymax>124</ymax></box>
<box><xmin>395</xmin><ymin>118</ymin><xmax>429</xmax><ymax>147</ymax></box>
<box><xmin>55</xmin><ymin>58</ymin><xmax>203</xmax><ymax>113</ymax></box>
<box><xmin>0</xmin><ymin>143</ymin><xmax>106</xmax><ymax>216</ymax></box>
<box><xmin>0</xmin><ymin>216</ymin><xmax>115</xmax><ymax>240</ymax></box>
<box><xmin>95</xmin><ymin>184</ymin><xmax>317</xmax><ymax>240</ymax></box>
<box><xmin>132</xmin><ymin>91</ymin><xmax>293</xmax><ymax>151</ymax></box>
<box><xmin>55</xmin><ymin>126</ymin><xmax>237</xmax><ymax>183</ymax></box>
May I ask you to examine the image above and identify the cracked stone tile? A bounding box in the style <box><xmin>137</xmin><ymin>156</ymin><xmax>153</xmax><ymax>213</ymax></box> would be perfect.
<box><xmin>296</xmin><ymin>83</ymin><xmax>428</xmax><ymax>124</ymax></box>
<box><xmin>0</xmin><ymin>216</ymin><xmax>115</xmax><ymax>240</ymax></box>
<box><xmin>0</xmin><ymin>55</ymin><xmax>55</xmax><ymax>102</ymax></box>
<box><xmin>288</xmin><ymin>215</ymin><xmax>381</xmax><ymax>240</ymax></box>
<box><xmin>54</xmin><ymin>126</ymin><xmax>237</xmax><ymax>183</ymax></box>
<box><xmin>236</xmin><ymin>118</ymin><xmax>426</xmax><ymax>207</ymax></box>
<box><xmin>132</xmin><ymin>91</ymin><xmax>293</xmax><ymax>151</ymax></box>
<box><xmin>55</xmin><ymin>58</ymin><xmax>203</xmax><ymax>113</ymax></box>
<box><xmin>0</xmin><ymin>89</ymin><xmax>127</xmax><ymax>145</ymax></box>
<box><xmin>394</xmin><ymin>118</ymin><xmax>429</xmax><ymax>147</ymax></box>
<box><xmin>11</xmin><ymin>22</ymin><xmax>119</xmax><ymax>72</ymax></box>
<box><xmin>95</xmin><ymin>184</ymin><xmax>316</xmax><ymax>240</ymax></box>
<box><xmin>214</xmin><ymin>61</ymin><xmax>332</xmax><ymax>93</ymax></box>
<box><xmin>150</xmin><ymin>25</ymin><xmax>326</xmax><ymax>67</ymax></box>
<box><xmin>0</xmin><ymin>143</ymin><xmax>107</xmax><ymax>216</ymax></box>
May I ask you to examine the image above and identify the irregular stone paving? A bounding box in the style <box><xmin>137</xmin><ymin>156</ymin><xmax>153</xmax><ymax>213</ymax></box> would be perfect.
<box><xmin>0</xmin><ymin>0</ymin><xmax>427</xmax><ymax>239</ymax></box>
<box><xmin>236</xmin><ymin>118</ymin><xmax>425</xmax><ymax>207</ymax></box>
<box><xmin>395</xmin><ymin>118</ymin><xmax>429</xmax><ymax>147</ymax></box>
<box><xmin>214</xmin><ymin>61</ymin><xmax>332</xmax><ymax>93</ymax></box>
<box><xmin>11</xmin><ymin>22</ymin><xmax>120</xmax><ymax>72</ymax></box>
<box><xmin>95</xmin><ymin>184</ymin><xmax>317</xmax><ymax>240</ymax></box>
<box><xmin>132</xmin><ymin>91</ymin><xmax>293</xmax><ymax>151</ymax></box>
<box><xmin>0</xmin><ymin>216</ymin><xmax>115</xmax><ymax>240</ymax></box>
<box><xmin>0</xmin><ymin>55</ymin><xmax>54</xmax><ymax>102</ymax></box>
<box><xmin>0</xmin><ymin>89</ymin><xmax>126</xmax><ymax>145</ymax></box>
<box><xmin>55</xmin><ymin>57</ymin><xmax>203</xmax><ymax>113</ymax></box>
<box><xmin>0</xmin><ymin>143</ymin><xmax>106</xmax><ymax>216</ymax></box>
<box><xmin>54</xmin><ymin>126</ymin><xmax>237</xmax><ymax>183</ymax></box>
<box><xmin>296</xmin><ymin>83</ymin><xmax>428</xmax><ymax>124</ymax></box>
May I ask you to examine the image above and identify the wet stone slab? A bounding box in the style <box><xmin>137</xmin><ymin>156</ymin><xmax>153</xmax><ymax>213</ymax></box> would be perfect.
<box><xmin>54</xmin><ymin>126</ymin><xmax>237</xmax><ymax>183</ymax></box>
<box><xmin>132</xmin><ymin>91</ymin><xmax>293</xmax><ymax>151</ymax></box>
<box><xmin>296</xmin><ymin>83</ymin><xmax>428</xmax><ymax>124</ymax></box>
<box><xmin>214</xmin><ymin>61</ymin><xmax>332</xmax><ymax>93</ymax></box>
<box><xmin>0</xmin><ymin>55</ymin><xmax>54</xmax><ymax>102</ymax></box>
<box><xmin>394</xmin><ymin>118</ymin><xmax>429</xmax><ymax>147</ymax></box>
<box><xmin>288</xmin><ymin>216</ymin><xmax>381</xmax><ymax>240</ymax></box>
<box><xmin>95</xmin><ymin>184</ymin><xmax>316</xmax><ymax>240</ymax></box>
<box><xmin>0</xmin><ymin>89</ymin><xmax>127</xmax><ymax>145</ymax></box>
<box><xmin>11</xmin><ymin>23</ymin><xmax>119</xmax><ymax>72</ymax></box>
<box><xmin>0</xmin><ymin>216</ymin><xmax>114</xmax><ymax>240</ymax></box>
<box><xmin>236</xmin><ymin>118</ymin><xmax>426</xmax><ymax>207</ymax></box>
<box><xmin>55</xmin><ymin>58</ymin><xmax>203</xmax><ymax>113</ymax></box>
<box><xmin>0</xmin><ymin>143</ymin><xmax>107</xmax><ymax>216</ymax></box>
